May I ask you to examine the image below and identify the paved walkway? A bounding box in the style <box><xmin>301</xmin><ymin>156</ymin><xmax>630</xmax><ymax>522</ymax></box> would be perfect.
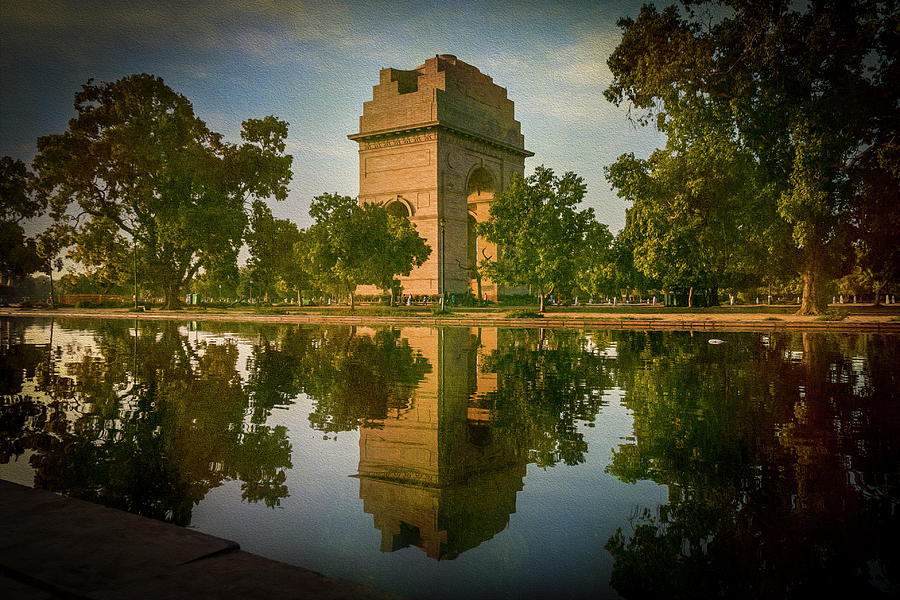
<box><xmin>0</xmin><ymin>480</ymin><xmax>398</xmax><ymax>599</ymax></box>
<box><xmin>3</xmin><ymin>306</ymin><xmax>900</xmax><ymax>334</ymax></box>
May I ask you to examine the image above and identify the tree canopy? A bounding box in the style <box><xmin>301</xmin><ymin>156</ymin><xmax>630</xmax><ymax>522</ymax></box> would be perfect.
<box><xmin>605</xmin><ymin>0</ymin><xmax>899</xmax><ymax>313</ymax></box>
<box><xmin>0</xmin><ymin>157</ymin><xmax>43</xmax><ymax>282</ymax></box>
<box><xmin>246</xmin><ymin>200</ymin><xmax>306</xmax><ymax>302</ymax></box>
<box><xmin>479</xmin><ymin>166</ymin><xmax>606</xmax><ymax>311</ymax></box>
<box><xmin>302</xmin><ymin>193</ymin><xmax>430</xmax><ymax>309</ymax></box>
<box><xmin>33</xmin><ymin>74</ymin><xmax>293</xmax><ymax>308</ymax></box>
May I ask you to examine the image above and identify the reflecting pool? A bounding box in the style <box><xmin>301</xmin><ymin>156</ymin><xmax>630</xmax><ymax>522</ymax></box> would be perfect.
<box><xmin>1</xmin><ymin>317</ymin><xmax>898</xmax><ymax>599</ymax></box>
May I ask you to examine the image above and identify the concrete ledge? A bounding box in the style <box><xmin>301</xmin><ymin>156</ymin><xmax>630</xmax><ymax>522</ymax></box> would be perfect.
<box><xmin>3</xmin><ymin>308</ymin><xmax>900</xmax><ymax>334</ymax></box>
<box><xmin>0</xmin><ymin>480</ymin><xmax>398</xmax><ymax>600</ymax></box>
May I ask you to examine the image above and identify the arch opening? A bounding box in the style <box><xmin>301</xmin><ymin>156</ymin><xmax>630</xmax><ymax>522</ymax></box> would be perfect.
<box><xmin>466</xmin><ymin>168</ymin><xmax>495</xmax><ymax>202</ymax></box>
<box><xmin>385</xmin><ymin>201</ymin><xmax>411</xmax><ymax>218</ymax></box>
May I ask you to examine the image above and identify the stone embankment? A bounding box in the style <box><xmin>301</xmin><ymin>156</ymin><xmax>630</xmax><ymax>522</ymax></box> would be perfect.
<box><xmin>0</xmin><ymin>480</ymin><xmax>398</xmax><ymax>599</ymax></box>
<box><xmin>3</xmin><ymin>307</ymin><xmax>900</xmax><ymax>334</ymax></box>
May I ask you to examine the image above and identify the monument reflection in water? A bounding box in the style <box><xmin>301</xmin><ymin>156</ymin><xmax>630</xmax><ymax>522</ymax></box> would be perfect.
<box><xmin>1</xmin><ymin>317</ymin><xmax>898</xmax><ymax>599</ymax></box>
<box><xmin>356</xmin><ymin>328</ymin><xmax>526</xmax><ymax>560</ymax></box>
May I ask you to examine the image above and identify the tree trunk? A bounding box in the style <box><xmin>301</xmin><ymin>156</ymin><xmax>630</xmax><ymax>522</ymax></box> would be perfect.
<box><xmin>164</xmin><ymin>284</ymin><xmax>177</xmax><ymax>310</ymax></box>
<box><xmin>688</xmin><ymin>286</ymin><xmax>694</xmax><ymax>308</ymax></box>
<box><xmin>873</xmin><ymin>281</ymin><xmax>884</xmax><ymax>306</ymax></box>
<box><xmin>798</xmin><ymin>265</ymin><xmax>826</xmax><ymax>315</ymax></box>
<box><xmin>48</xmin><ymin>265</ymin><xmax>55</xmax><ymax>308</ymax></box>
<box><xmin>539</xmin><ymin>289</ymin><xmax>545</xmax><ymax>313</ymax></box>
<box><xmin>349</xmin><ymin>290</ymin><xmax>355</xmax><ymax>311</ymax></box>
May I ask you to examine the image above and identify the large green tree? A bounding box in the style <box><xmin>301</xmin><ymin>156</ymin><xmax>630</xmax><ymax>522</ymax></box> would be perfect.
<box><xmin>302</xmin><ymin>193</ymin><xmax>430</xmax><ymax>309</ymax></box>
<box><xmin>574</xmin><ymin>220</ymin><xmax>617</xmax><ymax>301</ymax></box>
<box><xmin>33</xmin><ymin>74</ymin><xmax>292</xmax><ymax>308</ymax></box>
<box><xmin>479</xmin><ymin>166</ymin><xmax>598</xmax><ymax>311</ymax></box>
<box><xmin>608</xmin><ymin>129</ymin><xmax>777</xmax><ymax>306</ymax></box>
<box><xmin>0</xmin><ymin>157</ymin><xmax>43</xmax><ymax>284</ymax></box>
<box><xmin>847</xmin><ymin>139</ymin><xmax>900</xmax><ymax>304</ymax></box>
<box><xmin>246</xmin><ymin>200</ymin><xmax>305</xmax><ymax>302</ymax></box>
<box><xmin>605</xmin><ymin>1</ymin><xmax>899</xmax><ymax>314</ymax></box>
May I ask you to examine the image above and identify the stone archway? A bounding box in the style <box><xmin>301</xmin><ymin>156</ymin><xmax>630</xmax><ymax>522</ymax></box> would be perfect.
<box><xmin>349</xmin><ymin>56</ymin><xmax>532</xmax><ymax>297</ymax></box>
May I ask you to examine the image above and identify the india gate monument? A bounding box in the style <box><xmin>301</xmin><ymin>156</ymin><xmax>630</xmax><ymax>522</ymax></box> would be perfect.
<box><xmin>349</xmin><ymin>54</ymin><xmax>532</xmax><ymax>300</ymax></box>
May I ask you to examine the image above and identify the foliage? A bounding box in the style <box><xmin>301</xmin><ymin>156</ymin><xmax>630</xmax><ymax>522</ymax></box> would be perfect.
<box><xmin>0</xmin><ymin>157</ymin><xmax>43</xmax><ymax>280</ymax></box>
<box><xmin>33</xmin><ymin>74</ymin><xmax>292</xmax><ymax>308</ymax></box>
<box><xmin>192</xmin><ymin>258</ymin><xmax>240</xmax><ymax>301</ymax></box>
<box><xmin>608</xmin><ymin>130</ymin><xmax>777</xmax><ymax>305</ymax></box>
<box><xmin>605</xmin><ymin>1</ymin><xmax>899</xmax><ymax>314</ymax></box>
<box><xmin>302</xmin><ymin>193</ymin><xmax>430</xmax><ymax>309</ymax></box>
<box><xmin>479</xmin><ymin>166</ymin><xmax>605</xmax><ymax>311</ymax></box>
<box><xmin>574</xmin><ymin>220</ymin><xmax>617</xmax><ymax>299</ymax></box>
<box><xmin>480</xmin><ymin>329</ymin><xmax>615</xmax><ymax>467</ymax></box>
<box><xmin>604</xmin><ymin>330</ymin><xmax>899</xmax><ymax>598</ymax></box>
<box><xmin>847</xmin><ymin>139</ymin><xmax>900</xmax><ymax>304</ymax></box>
<box><xmin>246</xmin><ymin>200</ymin><xmax>306</xmax><ymax>302</ymax></box>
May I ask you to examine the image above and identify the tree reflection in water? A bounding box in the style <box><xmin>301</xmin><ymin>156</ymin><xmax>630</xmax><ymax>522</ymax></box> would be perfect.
<box><xmin>605</xmin><ymin>331</ymin><xmax>899</xmax><ymax>599</ymax></box>
<box><xmin>1</xmin><ymin>318</ymin><xmax>294</xmax><ymax>524</ymax></box>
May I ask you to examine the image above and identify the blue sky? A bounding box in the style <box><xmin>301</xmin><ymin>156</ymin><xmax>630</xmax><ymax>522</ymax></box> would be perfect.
<box><xmin>1</xmin><ymin>0</ymin><xmax>665</xmax><ymax>234</ymax></box>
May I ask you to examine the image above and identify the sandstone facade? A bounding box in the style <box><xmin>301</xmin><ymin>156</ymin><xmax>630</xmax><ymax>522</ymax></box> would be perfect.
<box><xmin>349</xmin><ymin>54</ymin><xmax>532</xmax><ymax>299</ymax></box>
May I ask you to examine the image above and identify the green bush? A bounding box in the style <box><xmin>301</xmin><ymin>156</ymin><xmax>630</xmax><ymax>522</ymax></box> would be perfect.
<box><xmin>505</xmin><ymin>309</ymin><xmax>543</xmax><ymax>318</ymax></box>
<box><xmin>816</xmin><ymin>308</ymin><xmax>848</xmax><ymax>321</ymax></box>
<box><xmin>496</xmin><ymin>294</ymin><xmax>537</xmax><ymax>306</ymax></box>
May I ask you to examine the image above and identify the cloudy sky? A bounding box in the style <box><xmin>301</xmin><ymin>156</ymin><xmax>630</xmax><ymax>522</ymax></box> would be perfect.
<box><xmin>1</xmin><ymin>0</ymin><xmax>665</xmax><ymax>234</ymax></box>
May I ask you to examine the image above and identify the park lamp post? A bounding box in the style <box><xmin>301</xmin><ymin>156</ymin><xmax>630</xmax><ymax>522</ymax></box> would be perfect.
<box><xmin>133</xmin><ymin>239</ymin><xmax>137</xmax><ymax>310</ymax></box>
<box><xmin>439</xmin><ymin>217</ymin><xmax>446</xmax><ymax>309</ymax></box>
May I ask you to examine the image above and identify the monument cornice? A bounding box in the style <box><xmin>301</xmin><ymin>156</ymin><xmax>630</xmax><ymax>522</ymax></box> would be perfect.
<box><xmin>348</xmin><ymin>121</ymin><xmax>534</xmax><ymax>157</ymax></box>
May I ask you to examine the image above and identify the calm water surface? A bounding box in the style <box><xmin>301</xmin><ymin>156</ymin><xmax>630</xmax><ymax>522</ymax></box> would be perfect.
<box><xmin>1</xmin><ymin>317</ymin><xmax>898</xmax><ymax>599</ymax></box>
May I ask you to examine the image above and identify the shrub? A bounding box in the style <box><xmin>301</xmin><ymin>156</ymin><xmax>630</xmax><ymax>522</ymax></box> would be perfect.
<box><xmin>815</xmin><ymin>308</ymin><xmax>848</xmax><ymax>321</ymax></box>
<box><xmin>506</xmin><ymin>309</ymin><xmax>543</xmax><ymax>318</ymax></box>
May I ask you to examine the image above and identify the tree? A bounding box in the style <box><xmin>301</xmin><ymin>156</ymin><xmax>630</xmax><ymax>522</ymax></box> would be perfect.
<box><xmin>193</xmin><ymin>257</ymin><xmax>240</xmax><ymax>301</ymax></box>
<box><xmin>246</xmin><ymin>200</ymin><xmax>304</xmax><ymax>302</ymax></box>
<box><xmin>848</xmin><ymin>140</ymin><xmax>900</xmax><ymax>304</ymax></box>
<box><xmin>607</xmin><ymin>132</ymin><xmax>774</xmax><ymax>306</ymax></box>
<box><xmin>0</xmin><ymin>157</ymin><xmax>43</xmax><ymax>283</ymax></box>
<box><xmin>3</xmin><ymin>319</ymin><xmax>295</xmax><ymax>520</ymax></box>
<box><xmin>34</xmin><ymin>225</ymin><xmax>70</xmax><ymax>306</ymax></box>
<box><xmin>480</xmin><ymin>329</ymin><xmax>615</xmax><ymax>467</ymax></box>
<box><xmin>478</xmin><ymin>166</ymin><xmax>596</xmax><ymax>312</ymax></box>
<box><xmin>303</xmin><ymin>193</ymin><xmax>430</xmax><ymax>309</ymax></box>
<box><xmin>604</xmin><ymin>330</ymin><xmax>900</xmax><ymax>598</ymax></box>
<box><xmin>574</xmin><ymin>220</ymin><xmax>616</xmax><ymax>301</ymax></box>
<box><xmin>33</xmin><ymin>74</ymin><xmax>292</xmax><ymax>308</ymax></box>
<box><xmin>605</xmin><ymin>1</ymin><xmax>899</xmax><ymax>314</ymax></box>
